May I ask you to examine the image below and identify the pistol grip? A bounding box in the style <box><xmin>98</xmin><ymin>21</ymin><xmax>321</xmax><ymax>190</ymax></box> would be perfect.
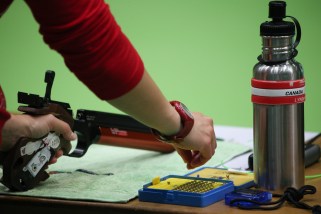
<box><xmin>1</xmin><ymin>132</ymin><xmax>70</xmax><ymax>191</ymax></box>
<box><xmin>1</xmin><ymin>137</ymin><xmax>51</xmax><ymax>191</ymax></box>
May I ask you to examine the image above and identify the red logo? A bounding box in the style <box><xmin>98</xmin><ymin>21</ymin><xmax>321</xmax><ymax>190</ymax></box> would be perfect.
<box><xmin>110</xmin><ymin>128</ymin><xmax>128</xmax><ymax>136</ymax></box>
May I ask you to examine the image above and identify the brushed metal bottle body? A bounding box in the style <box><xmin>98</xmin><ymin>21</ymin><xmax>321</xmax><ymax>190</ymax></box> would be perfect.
<box><xmin>253</xmin><ymin>35</ymin><xmax>305</xmax><ymax>192</ymax></box>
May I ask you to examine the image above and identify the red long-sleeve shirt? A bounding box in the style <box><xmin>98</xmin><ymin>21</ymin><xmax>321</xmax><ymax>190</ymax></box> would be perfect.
<box><xmin>0</xmin><ymin>0</ymin><xmax>145</xmax><ymax>145</ymax></box>
<box><xmin>0</xmin><ymin>86</ymin><xmax>11</xmax><ymax>146</ymax></box>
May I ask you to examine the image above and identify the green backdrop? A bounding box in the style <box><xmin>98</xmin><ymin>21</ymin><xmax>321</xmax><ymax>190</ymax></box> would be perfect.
<box><xmin>0</xmin><ymin>0</ymin><xmax>320</xmax><ymax>132</ymax></box>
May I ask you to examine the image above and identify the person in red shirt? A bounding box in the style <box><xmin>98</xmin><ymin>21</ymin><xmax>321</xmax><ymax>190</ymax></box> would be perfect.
<box><xmin>0</xmin><ymin>0</ymin><xmax>216</xmax><ymax>169</ymax></box>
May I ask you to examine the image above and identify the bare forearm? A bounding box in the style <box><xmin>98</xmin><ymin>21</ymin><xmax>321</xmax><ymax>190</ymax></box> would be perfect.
<box><xmin>108</xmin><ymin>69</ymin><xmax>216</xmax><ymax>170</ymax></box>
<box><xmin>107</xmin><ymin>70</ymin><xmax>181</xmax><ymax>136</ymax></box>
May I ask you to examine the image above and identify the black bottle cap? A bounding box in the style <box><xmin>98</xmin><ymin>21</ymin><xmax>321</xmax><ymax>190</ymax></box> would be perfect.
<box><xmin>260</xmin><ymin>1</ymin><xmax>295</xmax><ymax>36</ymax></box>
<box><xmin>269</xmin><ymin>1</ymin><xmax>286</xmax><ymax>21</ymax></box>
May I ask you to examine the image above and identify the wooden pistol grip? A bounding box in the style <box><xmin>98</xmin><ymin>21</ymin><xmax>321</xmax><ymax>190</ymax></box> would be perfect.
<box><xmin>18</xmin><ymin>104</ymin><xmax>74</xmax><ymax>129</ymax></box>
<box><xmin>1</xmin><ymin>137</ymin><xmax>52</xmax><ymax>191</ymax></box>
<box><xmin>1</xmin><ymin>132</ymin><xmax>72</xmax><ymax>191</ymax></box>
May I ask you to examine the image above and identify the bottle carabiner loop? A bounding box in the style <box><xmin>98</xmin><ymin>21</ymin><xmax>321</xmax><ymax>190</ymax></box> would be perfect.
<box><xmin>286</xmin><ymin>15</ymin><xmax>301</xmax><ymax>58</ymax></box>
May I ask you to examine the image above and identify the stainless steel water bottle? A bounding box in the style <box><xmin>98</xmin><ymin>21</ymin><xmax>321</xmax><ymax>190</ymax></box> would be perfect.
<box><xmin>252</xmin><ymin>1</ymin><xmax>305</xmax><ymax>193</ymax></box>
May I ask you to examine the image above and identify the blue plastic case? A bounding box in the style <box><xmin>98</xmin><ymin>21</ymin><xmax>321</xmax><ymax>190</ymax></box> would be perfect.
<box><xmin>138</xmin><ymin>175</ymin><xmax>234</xmax><ymax>207</ymax></box>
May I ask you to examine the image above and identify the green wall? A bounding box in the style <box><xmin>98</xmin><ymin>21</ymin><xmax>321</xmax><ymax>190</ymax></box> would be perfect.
<box><xmin>0</xmin><ymin>0</ymin><xmax>320</xmax><ymax>132</ymax></box>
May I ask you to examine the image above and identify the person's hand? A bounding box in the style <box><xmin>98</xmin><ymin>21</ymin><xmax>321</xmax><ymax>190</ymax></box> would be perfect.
<box><xmin>171</xmin><ymin>112</ymin><xmax>216</xmax><ymax>170</ymax></box>
<box><xmin>0</xmin><ymin>113</ymin><xmax>77</xmax><ymax>164</ymax></box>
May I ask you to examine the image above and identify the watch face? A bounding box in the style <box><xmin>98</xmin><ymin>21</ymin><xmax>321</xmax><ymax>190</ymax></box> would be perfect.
<box><xmin>179</xmin><ymin>102</ymin><xmax>194</xmax><ymax>119</ymax></box>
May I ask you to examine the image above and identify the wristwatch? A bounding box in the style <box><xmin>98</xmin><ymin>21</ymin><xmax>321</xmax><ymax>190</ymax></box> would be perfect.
<box><xmin>151</xmin><ymin>101</ymin><xmax>194</xmax><ymax>143</ymax></box>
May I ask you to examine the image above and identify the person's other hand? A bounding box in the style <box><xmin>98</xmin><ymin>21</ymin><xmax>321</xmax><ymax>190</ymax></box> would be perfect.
<box><xmin>0</xmin><ymin>113</ymin><xmax>77</xmax><ymax>164</ymax></box>
<box><xmin>172</xmin><ymin>112</ymin><xmax>216</xmax><ymax>170</ymax></box>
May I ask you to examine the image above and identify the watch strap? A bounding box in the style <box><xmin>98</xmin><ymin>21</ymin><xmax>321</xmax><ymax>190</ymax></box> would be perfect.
<box><xmin>151</xmin><ymin>101</ymin><xmax>194</xmax><ymax>143</ymax></box>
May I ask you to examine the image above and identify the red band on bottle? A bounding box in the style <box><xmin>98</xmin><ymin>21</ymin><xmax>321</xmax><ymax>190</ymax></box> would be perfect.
<box><xmin>252</xmin><ymin>94</ymin><xmax>305</xmax><ymax>105</ymax></box>
<box><xmin>251</xmin><ymin>78</ymin><xmax>305</xmax><ymax>105</ymax></box>
<box><xmin>251</xmin><ymin>78</ymin><xmax>305</xmax><ymax>89</ymax></box>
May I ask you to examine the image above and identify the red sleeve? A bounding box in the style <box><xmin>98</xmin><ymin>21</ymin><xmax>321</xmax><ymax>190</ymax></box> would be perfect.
<box><xmin>0</xmin><ymin>109</ymin><xmax>10</xmax><ymax>146</ymax></box>
<box><xmin>0</xmin><ymin>86</ymin><xmax>11</xmax><ymax>146</ymax></box>
<box><xmin>24</xmin><ymin>0</ymin><xmax>144</xmax><ymax>100</ymax></box>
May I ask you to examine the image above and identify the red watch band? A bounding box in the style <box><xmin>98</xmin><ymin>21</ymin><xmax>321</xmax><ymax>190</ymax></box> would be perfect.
<box><xmin>151</xmin><ymin>101</ymin><xmax>194</xmax><ymax>143</ymax></box>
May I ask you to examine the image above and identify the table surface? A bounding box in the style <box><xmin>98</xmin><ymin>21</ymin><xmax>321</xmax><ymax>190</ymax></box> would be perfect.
<box><xmin>1</xmin><ymin>137</ymin><xmax>321</xmax><ymax>214</ymax></box>
<box><xmin>1</xmin><ymin>161</ymin><xmax>320</xmax><ymax>214</ymax></box>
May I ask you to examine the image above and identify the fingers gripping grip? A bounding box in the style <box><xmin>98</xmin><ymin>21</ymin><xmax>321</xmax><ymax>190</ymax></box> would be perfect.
<box><xmin>0</xmin><ymin>104</ymin><xmax>73</xmax><ymax>191</ymax></box>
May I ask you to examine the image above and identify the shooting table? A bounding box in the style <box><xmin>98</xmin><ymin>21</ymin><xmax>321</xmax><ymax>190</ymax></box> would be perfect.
<box><xmin>0</xmin><ymin>160</ymin><xmax>320</xmax><ymax>214</ymax></box>
<box><xmin>1</xmin><ymin>148</ymin><xmax>320</xmax><ymax>214</ymax></box>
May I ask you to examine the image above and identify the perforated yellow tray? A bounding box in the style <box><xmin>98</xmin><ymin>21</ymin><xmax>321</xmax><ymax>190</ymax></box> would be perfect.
<box><xmin>186</xmin><ymin>167</ymin><xmax>254</xmax><ymax>189</ymax></box>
